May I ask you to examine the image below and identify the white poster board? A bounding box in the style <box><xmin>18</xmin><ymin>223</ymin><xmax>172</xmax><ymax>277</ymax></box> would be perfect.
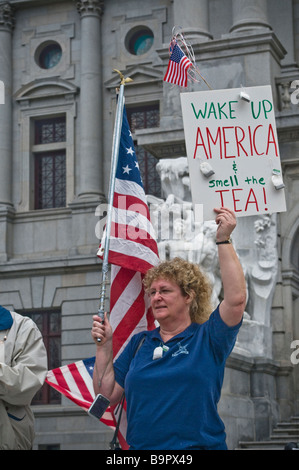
<box><xmin>180</xmin><ymin>86</ymin><xmax>286</xmax><ymax>220</ymax></box>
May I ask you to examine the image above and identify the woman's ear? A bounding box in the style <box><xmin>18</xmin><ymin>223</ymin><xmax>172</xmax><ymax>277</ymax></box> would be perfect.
<box><xmin>185</xmin><ymin>289</ymin><xmax>195</xmax><ymax>305</ymax></box>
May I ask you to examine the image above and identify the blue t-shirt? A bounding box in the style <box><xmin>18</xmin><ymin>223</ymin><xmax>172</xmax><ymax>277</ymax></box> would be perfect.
<box><xmin>114</xmin><ymin>305</ymin><xmax>242</xmax><ymax>450</ymax></box>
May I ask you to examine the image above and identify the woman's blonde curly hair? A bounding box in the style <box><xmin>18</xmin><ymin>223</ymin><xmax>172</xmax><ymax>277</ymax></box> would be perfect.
<box><xmin>143</xmin><ymin>257</ymin><xmax>213</xmax><ymax>324</ymax></box>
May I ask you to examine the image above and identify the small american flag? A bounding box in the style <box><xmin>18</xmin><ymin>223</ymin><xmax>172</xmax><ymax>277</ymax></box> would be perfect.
<box><xmin>163</xmin><ymin>42</ymin><xmax>192</xmax><ymax>88</ymax></box>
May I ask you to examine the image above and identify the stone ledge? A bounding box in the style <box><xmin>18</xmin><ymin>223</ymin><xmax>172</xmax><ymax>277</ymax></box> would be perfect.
<box><xmin>226</xmin><ymin>352</ymin><xmax>293</xmax><ymax>376</ymax></box>
<box><xmin>0</xmin><ymin>253</ymin><xmax>101</xmax><ymax>277</ymax></box>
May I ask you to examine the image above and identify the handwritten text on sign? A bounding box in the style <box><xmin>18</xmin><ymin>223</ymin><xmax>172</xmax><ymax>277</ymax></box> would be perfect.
<box><xmin>180</xmin><ymin>86</ymin><xmax>286</xmax><ymax>220</ymax></box>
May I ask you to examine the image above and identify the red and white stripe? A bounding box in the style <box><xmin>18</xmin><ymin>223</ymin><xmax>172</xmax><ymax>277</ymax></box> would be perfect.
<box><xmin>46</xmin><ymin>360</ymin><xmax>115</xmax><ymax>428</ymax></box>
<box><xmin>164</xmin><ymin>55</ymin><xmax>192</xmax><ymax>87</ymax></box>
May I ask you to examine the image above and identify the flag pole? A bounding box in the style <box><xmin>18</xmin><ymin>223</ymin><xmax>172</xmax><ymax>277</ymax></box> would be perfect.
<box><xmin>97</xmin><ymin>71</ymin><xmax>132</xmax><ymax>331</ymax></box>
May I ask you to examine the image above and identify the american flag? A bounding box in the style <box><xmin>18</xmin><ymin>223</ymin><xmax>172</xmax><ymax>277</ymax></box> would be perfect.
<box><xmin>98</xmin><ymin>105</ymin><xmax>159</xmax><ymax>359</ymax></box>
<box><xmin>45</xmin><ymin>357</ymin><xmax>127</xmax><ymax>448</ymax></box>
<box><xmin>46</xmin><ymin>357</ymin><xmax>96</xmax><ymax>411</ymax></box>
<box><xmin>163</xmin><ymin>42</ymin><xmax>192</xmax><ymax>88</ymax></box>
<box><xmin>46</xmin><ymin>105</ymin><xmax>159</xmax><ymax>449</ymax></box>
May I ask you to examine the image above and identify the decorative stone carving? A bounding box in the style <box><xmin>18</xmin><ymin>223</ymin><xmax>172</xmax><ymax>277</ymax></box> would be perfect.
<box><xmin>156</xmin><ymin>157</ymin><xmax>191</xmax><ymax>203</ymax></box>
<box><xmin>76</xmin><ymin>0</ymin><xmax>104</xmax><ymax>16</ymax></box>
<box><xmin>0</xmin><ymin>2</ymin><xmax>15</xmax><ymax>31</ymax></box>
<box><xmin>251</xmin><ymin>214</ymin><xmax>278</xmax><ymax>325</ymax></box>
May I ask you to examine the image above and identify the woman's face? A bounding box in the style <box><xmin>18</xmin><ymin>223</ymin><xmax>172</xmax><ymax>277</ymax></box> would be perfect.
<box><xmin>149</xmin><ymin>278</ymin><xmax>192</xmax><ymax>324</ymax></box>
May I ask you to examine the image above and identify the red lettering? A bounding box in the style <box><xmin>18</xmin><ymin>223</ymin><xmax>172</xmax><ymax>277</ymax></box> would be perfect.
<box><xmin>215</xmin><ymin>189</ymin><xmax>230</xmax><ymax>206</ymax></box>
<box><xmin>248</xmin><ymin>126</ymin><xmax>254</xmax><ymax>156</ymax></box>
<box><xmin>232</xmin><ymin>188</ymin><xmax>243</xmax><ymax>212</ymax></box>
<box><xmin>207</xmin><ymin>127</ymin><xmax>222</xmax><ymax>159</ymax></box>
<box><xmin>222</xmin><ymin>127</ymin><xmax>235</xmax><ymax>158</ymax></box>
<box><xmin>193</xmin><ymin>124</ymin><xmax>279</xmax><ymax>161</ymax></box>
<box><xmin>193</xmin><ymin>127</ymin><xmax>209</xmax><ymax>159</ymax></box>
<box><xmin>266</xmin><ymin>124</ymin><xmax>278</xmax><ymax>156</ymax></box>
<box><xmin>235</xmin><ymin>126</ymin><xmax>248</xmax><ymax>157</ymax></box>
<box><xmin>253</xmin><ymin>125</ymin><xmax>264</xmax><ymax>155</ymax></box>
<box><xmin>245</xmin><ymin>188</ymin><xmax>259</xmax><ymax>212</ymax></box>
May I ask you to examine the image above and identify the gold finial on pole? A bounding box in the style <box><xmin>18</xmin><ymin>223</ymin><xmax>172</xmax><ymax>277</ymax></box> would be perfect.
<box><xmin>113</xmin><ymin>68</ymin><xmax>133</xmax><ymax>85</ymax></box>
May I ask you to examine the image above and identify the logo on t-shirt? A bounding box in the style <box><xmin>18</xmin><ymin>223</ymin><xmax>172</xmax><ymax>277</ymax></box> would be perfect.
<box><xmin>172</xmin><ymin>342</ymin><xmax>189</xmax><ymax>357</ymax></box>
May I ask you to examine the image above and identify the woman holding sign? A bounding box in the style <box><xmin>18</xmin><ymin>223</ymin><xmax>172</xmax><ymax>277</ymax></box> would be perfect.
<box><xmin>91</xmin><ymin>207</ymin><xmax>246</xmax><ymax>450</ymax></box>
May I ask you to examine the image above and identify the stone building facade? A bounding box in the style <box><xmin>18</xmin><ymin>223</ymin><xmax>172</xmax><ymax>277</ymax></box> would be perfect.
<box><xmin>0</xmin><ymin>0</ymin><xmax>298</xmax><ymax>450</ymax></box>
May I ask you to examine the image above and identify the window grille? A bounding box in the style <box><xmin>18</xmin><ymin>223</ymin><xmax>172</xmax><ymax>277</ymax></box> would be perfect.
<box><xmin>34</xmin><ymin>116</ymin><xmax>66</xmax><ymax>210</ymax></box>
<box><xmin>127</xmin><ymin>105</ymin><xmax>161</xmax><ymax>197</ymax></box>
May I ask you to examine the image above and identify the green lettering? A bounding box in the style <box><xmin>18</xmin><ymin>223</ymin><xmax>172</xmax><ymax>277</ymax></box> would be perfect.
<box><xmin>191</xmin><ymin>102</ymin><xmax>207</xmax><ymax>119</ymax></box>
<box><xmin>262</xmin><ymin>99</ymin><xmax>272</xmax><ymax>119</ymax></box>
<box><xmin>217</xmin><ymin>102</ymin><xmax>228</xmax><ymax>119</ymax></box>
<box><xmin>229</xmin><ymin>101</ymin><xmax>238</xmax><ymax>119</ymax></box>
<box><xmin>251</xmin><ymin>101</ymin><xmax>262</xmax><ymax>119</ymax></box>
<box><xmin>208</xmin><ymin>103</ymin><xmax>217</xmax><ymax>119</ymax></box>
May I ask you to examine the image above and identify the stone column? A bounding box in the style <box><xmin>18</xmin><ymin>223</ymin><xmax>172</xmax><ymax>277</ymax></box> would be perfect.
<box><xmin>173</xmin><ymin>0</ymin><xmax>212</xmax><ymax>41</ymax></box>
<box><xmin>230</xmin><ymin>0</ymin><xmax>271</xmax><ymax>34</ymax></box>
<box><xmin>76</xmin><ymin>0</ymin><xmax>104</xmax><ymax>201</ymax></box>
<box><xmin>0</xmin><ymin>2</ymin><xmax>14</xmax><ymax>207</ymax></box>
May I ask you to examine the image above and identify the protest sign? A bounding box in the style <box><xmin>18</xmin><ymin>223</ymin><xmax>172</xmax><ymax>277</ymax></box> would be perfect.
<box><xmin>180</xmin><ymin>86</ymin><xmax>286</xmax><ymax>220</ymax></box>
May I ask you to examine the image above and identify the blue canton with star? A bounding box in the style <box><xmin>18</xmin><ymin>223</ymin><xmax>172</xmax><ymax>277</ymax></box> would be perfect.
<box><xmin>115</xmin><ymin>107</ymin><xmax>144</xmax><ymax>189</ymax></box>
<box><xmin>83</xmin><ymin>357</ymin><xmax>95</xmax><ymax>378</ymax></box>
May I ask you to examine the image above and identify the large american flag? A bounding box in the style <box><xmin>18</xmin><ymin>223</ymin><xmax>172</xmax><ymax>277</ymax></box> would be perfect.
<box><xmin>163</xmin><ymin>42</ymin><xmax>192</xmax><ymax>88</ymax></box>
<box><xmin>46</xmin><ymin>104</ymin><xmax>159</xmax><ymax>449</ymax></box>
<box><xmin>100</xmin><ymin>105</ymin><xmax>159</xmax><ymax>359</ymax></box>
